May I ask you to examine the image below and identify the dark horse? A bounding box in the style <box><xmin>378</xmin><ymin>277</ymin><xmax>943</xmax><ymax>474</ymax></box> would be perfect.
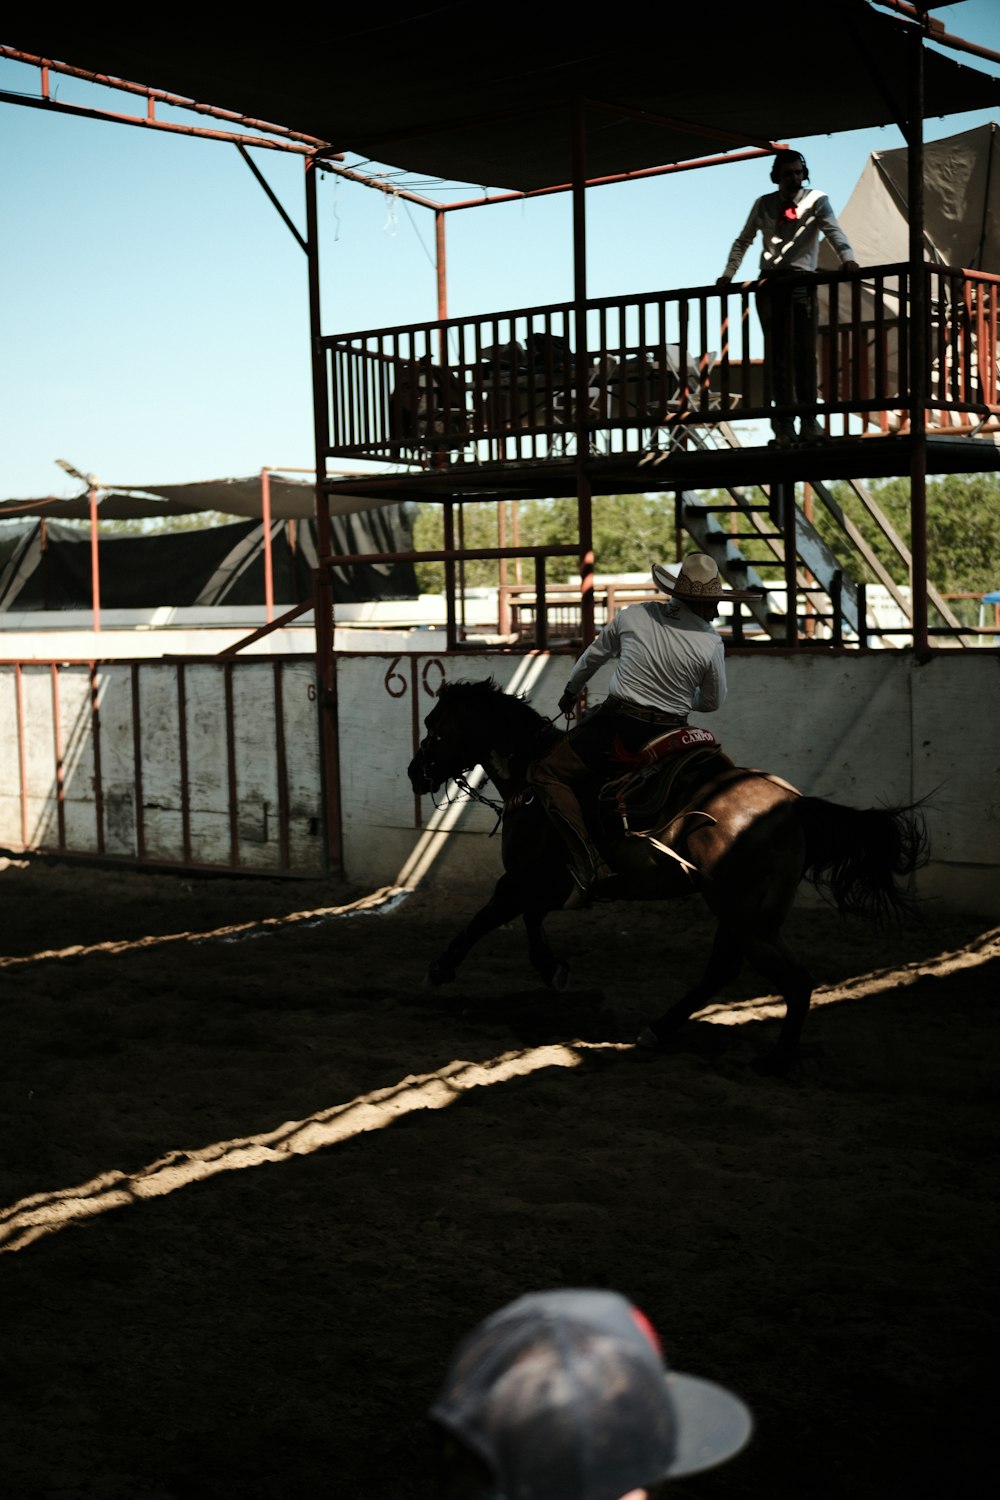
<box><xmin>407</xmin><ymin>678</ymin><xmax>928</xmax><ymax>1073</ymax></box>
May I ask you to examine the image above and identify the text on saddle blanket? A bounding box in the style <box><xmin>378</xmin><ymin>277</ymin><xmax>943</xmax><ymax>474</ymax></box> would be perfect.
<box><xmin>611</xmin><ymin>725</ymin><xmax>718</xmax><ymax>768</ymax></box>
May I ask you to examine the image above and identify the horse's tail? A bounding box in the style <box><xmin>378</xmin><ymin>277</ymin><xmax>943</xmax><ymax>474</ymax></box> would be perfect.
<box><xmin>796</xmin><ymin>797</ymin><xmax>929</xmax><ymax>924</ymax></box>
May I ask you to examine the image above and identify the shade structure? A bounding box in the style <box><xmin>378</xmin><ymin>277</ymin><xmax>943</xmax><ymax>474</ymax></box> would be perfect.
<box><xmin>0</xmin><ymin>512</ymin><xmax>419</xmax><ymax>612</ymax></box>
<box><xmin>8</xmin><ymin>4</ymin><xmax>1000</xmax><ymax>191</ymax></box>
<box><xmin>0</xmin><ymin>475</ymin><xmax>412</xmax><ymax>523</ymax></box>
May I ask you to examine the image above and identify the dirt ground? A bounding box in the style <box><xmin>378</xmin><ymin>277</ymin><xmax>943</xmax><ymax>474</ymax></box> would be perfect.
<box><xmin>0</xmin><ymin>852</ymin><xmax>997</xmax><ymax>1500</ymax></box>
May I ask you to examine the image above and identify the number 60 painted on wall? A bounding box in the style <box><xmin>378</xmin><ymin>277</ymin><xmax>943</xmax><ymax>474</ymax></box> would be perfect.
<box><xmin>383</xmin><ymin>656</ymin><xmax>446</xmax><ymax>700</ymax></box>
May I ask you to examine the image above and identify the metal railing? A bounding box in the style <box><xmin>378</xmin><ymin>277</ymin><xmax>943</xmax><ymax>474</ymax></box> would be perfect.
<box><xmin>322</xmin><ymin>264</ymin><xmax>1000</xmax><ymax>467</ymax></box>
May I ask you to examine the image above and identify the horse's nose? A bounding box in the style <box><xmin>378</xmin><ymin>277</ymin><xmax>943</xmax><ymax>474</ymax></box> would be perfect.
<box><xmin>407</xmin><ymin>750</ymin><xmax>431</xmax><ymax>793</ymax></box>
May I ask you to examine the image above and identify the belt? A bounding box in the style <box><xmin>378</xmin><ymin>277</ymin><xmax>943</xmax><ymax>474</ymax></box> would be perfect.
<box><xmin>607</xmin><ymin>696</ymin><xmax>688</xmax><ymax>726</ymax></box>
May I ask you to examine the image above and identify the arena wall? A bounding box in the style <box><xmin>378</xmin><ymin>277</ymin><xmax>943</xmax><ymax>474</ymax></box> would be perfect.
<box><xmin>0</xmin><ymin>657</ymin><xmax>325</xmax><ymax>876</ymax></box>
<box><xmin>0</xmin><ymin>649</ymin><xmax>996</xmax><ymax>914</ymax></box>
<box><xmin>340</xmin><ymin>649</ymin><xmax>1000</xmax><ymax>917</ymax></box>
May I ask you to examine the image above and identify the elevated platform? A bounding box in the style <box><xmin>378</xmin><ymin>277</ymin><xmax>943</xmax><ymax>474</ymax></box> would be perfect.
<box><xmin>324</xmin><ymin>431</ymin><xmax>1000</xmax><ymax>506</ymax></box>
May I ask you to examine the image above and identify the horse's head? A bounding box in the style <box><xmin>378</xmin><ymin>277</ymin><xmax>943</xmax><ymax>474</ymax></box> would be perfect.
<box><xmin>407</xmin><ymin>677</ymin><xmax>550</xmax><ymax>795</ymax></box>
<box><xmin>407</xmin><ymin>680</ymin><xmax>493</xmax><ymax>795</ymax></box>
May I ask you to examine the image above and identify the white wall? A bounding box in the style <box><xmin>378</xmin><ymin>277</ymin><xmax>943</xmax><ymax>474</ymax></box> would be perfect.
<box><xmin>337</xmin><ymin>649</ymin><xmax>1000</xmax><ymax>916</ymax></box>
<box><xmin>0</xmin><ymin>646</ymin><xmax>996</xmax><ymax>914</ymax></box>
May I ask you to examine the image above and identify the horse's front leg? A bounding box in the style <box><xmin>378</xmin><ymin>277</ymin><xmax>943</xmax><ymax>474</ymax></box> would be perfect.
<box><xmin>524</xmin><ymin>909</ymin><xmax>569</xmax><ymax>992</ymax></box>
<box><xmin>426</xmin><ymin>873</ymin><xmax>525</xmax><ymax>986</ymax></box>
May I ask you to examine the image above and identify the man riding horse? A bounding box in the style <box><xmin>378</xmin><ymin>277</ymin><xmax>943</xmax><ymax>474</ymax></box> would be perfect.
<box><xmin>528</xmin><ymin>553</ymin><xmax>761</xmax><ymax>899</ymax></box>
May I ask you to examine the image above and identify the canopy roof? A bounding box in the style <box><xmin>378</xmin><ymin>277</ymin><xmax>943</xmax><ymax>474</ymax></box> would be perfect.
<box><xmin>0</xmin><ymin>476</ymin><xmax>406</xmax><ymax>522</ymax></box>
<box><xmin>10</xmin><ymin>3</ymin><xmax>1000</xmax><ymax>192</ymax></box>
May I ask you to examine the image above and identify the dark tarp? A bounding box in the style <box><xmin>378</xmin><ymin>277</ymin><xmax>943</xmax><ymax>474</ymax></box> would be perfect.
<box><xmin>8</xmin><ymin>3</ymin><xmax>1000</xmax><ymax>192</ymax></box>
<box><xmin>0</xmin><ymin>475</ymin><xmax>403</xmax><ymax>523</ymax></box>
<box><xmin>0</xmin><ymin>512</ymin><xmax>418</xmax><ymax>612</ymax></box>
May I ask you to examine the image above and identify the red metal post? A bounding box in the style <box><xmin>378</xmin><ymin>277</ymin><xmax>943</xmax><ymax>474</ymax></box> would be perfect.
<box><xmin>497</xmin><ymin>501</ymin><xmax>510</xmax><ymax>635</ymax></box>
<box><xmin>781</xmin><ymin>482</ymin><xmax>798</xmax><ymax>647</ymax></box>
<box><xmin>443</xmin><ymin>502</ymin><xmax>458</xmax><ymax>650</ymax></box>
<box><xmin>261</xmin><ymin>467</ymin><xmax>275</xmax><ymax>623</ymax></box>
<box><xmin>572</xmin><ymin>96</ymin><xmax>595</xmax><ymax>648</ymax></box>
<box><xmin>224</xmin><ymin>662</ymin><xmax>240</xmax><ymax>868</ymax></box>
<box><xmin>273</xmin><ymin>662</ymin><xmax>291</xmax><ymax>871</ymax></box>
<box><xmin>15</xmin><ymin>663</ymin><xmax>27</xmax><ymax>850</ymax></box>
<box><xmin>89</xmin><ymin>483</ymin><xmax>101</xmax><ymax>632</ymax></box>
<box><xmin>305</xmin><ymin>155</ymin><xmax>344</xmax><ymax>876</ymax></box>
<box><xmin>89</xmin><ymin>662</ymin><xmax>106</xmax><ymax>855</ymax></box>
<box><xmin>131</xmin><ymin>663</ymin><xmax>146</xmax><ymax>861</ymax></box>
<box><xmin>50</xmin><ymin>662</ymin><xmax>66</xmax><ymax>851</ymax></box>
<box><xmin>176</xmin><ymin>663</ymin><xmax>191</xmax><ymax>864</ymax></box>
<box><xmin>907</xmin><ymin>27</ymin><xmax>929</xmax><ymax>653</ymax></box>
<box><xmin>436</xmin><ymin>208</ymin><xmax>448</xmax><ymax>332</ymax></box>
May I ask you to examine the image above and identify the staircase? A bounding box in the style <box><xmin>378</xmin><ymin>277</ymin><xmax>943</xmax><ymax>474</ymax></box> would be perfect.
<box><xmin>667</xmin><ymin>420</ymin><xmax>966</xmax><ymax>645</ymax></box>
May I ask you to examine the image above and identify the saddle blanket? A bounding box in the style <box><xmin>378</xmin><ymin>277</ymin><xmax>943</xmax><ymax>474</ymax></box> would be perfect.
<box><xmin>613</xmin><ymin>725</ymin><xmax>718</xmax><ymax>768</ymax></box>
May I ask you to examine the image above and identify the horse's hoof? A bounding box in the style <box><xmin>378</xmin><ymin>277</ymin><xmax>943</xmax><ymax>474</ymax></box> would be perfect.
<box><xmin>549</xmin><ymin>963</ymin><xmax>570</xmax><ymax>993</ymax></box>
<box><xmin>636</xmin><ymin>1025</ymin><xmax>668</xmax><ymax>1052</ymax></box>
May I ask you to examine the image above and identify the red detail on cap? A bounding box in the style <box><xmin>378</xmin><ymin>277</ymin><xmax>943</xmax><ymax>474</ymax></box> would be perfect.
<box><xmin>629</xmin><ymin>1305</ymin><xmax>662</xmax><ymax>1355</ymax></box>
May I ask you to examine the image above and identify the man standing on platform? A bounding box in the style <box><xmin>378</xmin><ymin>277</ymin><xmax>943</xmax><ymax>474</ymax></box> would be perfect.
<box><xmin>717</xmin><ymin>148</ymin><xmax>859</xmax><ymax>447</ymax></box>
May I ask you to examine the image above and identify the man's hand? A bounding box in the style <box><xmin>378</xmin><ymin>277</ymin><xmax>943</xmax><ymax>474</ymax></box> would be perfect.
<box><xmin>716</xmin><ymin>274</ymin><xmax>732</xmax><ymax>287</ymax></box>
<box><xmin>558</xmin><ymin>690</ymin><xmax>577</xmax><ymax>718</ymax></box>
<box><xmin>843</xmin><ymin>259</ymin><xmax>860</xmax><ymax>273</ymax></box>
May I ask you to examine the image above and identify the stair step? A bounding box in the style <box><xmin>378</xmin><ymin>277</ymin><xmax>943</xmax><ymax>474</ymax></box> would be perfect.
<box><xmin>685</xmin><ymin>503</ymin><xmax>771</xmax><ymax>514</ymax></box>
<box><xmin>702</xmin><ymin>531</ymin><xmax>783</xmax><ymax>545</ymax></box>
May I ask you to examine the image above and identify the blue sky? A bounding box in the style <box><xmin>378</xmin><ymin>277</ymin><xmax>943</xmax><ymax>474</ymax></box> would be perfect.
<box><xmin>2</xmin><ymin>2</ymin><xmax>1000</xmax><ymax>501</ymax></box>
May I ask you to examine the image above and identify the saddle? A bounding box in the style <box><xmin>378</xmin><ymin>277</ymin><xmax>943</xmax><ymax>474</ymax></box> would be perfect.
<box><xmin>599</xmin><ymin>727</ymin><xmax>734</xmax><ymax>874</ymax></box>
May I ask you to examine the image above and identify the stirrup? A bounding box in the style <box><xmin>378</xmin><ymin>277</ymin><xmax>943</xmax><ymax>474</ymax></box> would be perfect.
<box><xmin>563</xmin><ymin>870</ymin><xmax>593</xmax><ymax>911</ymax></box>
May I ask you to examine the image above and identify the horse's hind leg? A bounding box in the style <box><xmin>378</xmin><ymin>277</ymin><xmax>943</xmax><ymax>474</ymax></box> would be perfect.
<box><xmin>742</xmin><ymin>931</ymin><xmax>813</xmax><ymax>1075</ymax></box>
<box><xmin>426</xmin><ymin>873</ymin><xmax>525</xmax><ymax>985</ymax></box>
<box><xmin>638</xmin><ymin>923</ymin><xmax>743</xmax><ymax>1049</ymax></box>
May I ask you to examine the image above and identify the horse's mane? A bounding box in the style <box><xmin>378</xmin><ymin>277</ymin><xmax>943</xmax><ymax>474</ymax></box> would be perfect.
<box><xmin>438</xmin><ymin>677</ymin><xmax>551</xmax><ymax>744</ymax></box>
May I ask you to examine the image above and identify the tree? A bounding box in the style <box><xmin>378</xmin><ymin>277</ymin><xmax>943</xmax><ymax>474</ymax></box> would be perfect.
<box><xmin>808</xmin><ymin>473</ymin><xmax>1000</xmax><ymax>597</ymax></box>
<box><xmin>410</xmin><ymin>492</ymin><xmax>677</xmax><ymax>593</ymax></box>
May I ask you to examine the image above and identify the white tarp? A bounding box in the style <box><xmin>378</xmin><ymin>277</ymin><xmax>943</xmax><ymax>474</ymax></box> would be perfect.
<box><xmin>819</xmin><ymin>121</ymin><xmax>1000</xmax><ymax>272</ymax></box>
<box><xmin>817</xmin><ymin>122</ymin><xmax>1000</xmax><ymax>425</ymax></box>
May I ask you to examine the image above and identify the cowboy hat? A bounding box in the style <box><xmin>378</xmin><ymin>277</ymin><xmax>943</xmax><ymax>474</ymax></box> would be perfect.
<box><xmin>652</xmin><ymin>552</ymin><xmax>763</xmax><ymax>602</ymax></box>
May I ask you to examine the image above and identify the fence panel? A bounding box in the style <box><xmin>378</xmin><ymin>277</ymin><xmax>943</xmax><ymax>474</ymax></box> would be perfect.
<box><xmin>0</xmin><ymin>657</ymin><xmax>324</xmax><ymax>876</ymax></box>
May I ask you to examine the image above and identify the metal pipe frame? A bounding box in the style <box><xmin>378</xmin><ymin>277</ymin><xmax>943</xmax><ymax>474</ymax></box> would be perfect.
<box><xmin>261</xmin><ymin>468</ymin><xmax>275</xmax><ymax>624</ymax></box>
<box><xmin>88</xmin><ymin>482</ymin><xmax>101</xmax><ymax>632</ymax></box>
<box><xmin>0</xmin><ymin>45</ymin><xmax>339</xmax><ymax>151</ymax></box>
<box><xmin>907</xmin><ymin>26</ymin><xmax>929</xmax><ymax>654</ymax></box>
<box><xmin>305</xmin><ymin>154</ymin><xmax>344</xmax><ymax>876</ymax></box>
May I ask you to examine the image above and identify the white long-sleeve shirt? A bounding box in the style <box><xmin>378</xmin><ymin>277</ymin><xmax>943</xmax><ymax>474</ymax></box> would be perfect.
<box><xmin>565</xmin><ymin>599</ymin><xmax>726</xmax><ymax>717</ymax></box>
<box><xmin>722</xmin><ymin>187</ymin><xmax>855</xmax><ymax>278</ymax></box>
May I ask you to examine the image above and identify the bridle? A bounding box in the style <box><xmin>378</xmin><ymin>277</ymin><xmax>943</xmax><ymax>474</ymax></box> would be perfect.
<box><xmin>416</xmin><ymin>707</ymin><xmax>563</xmax><ymax>834</ymax></box>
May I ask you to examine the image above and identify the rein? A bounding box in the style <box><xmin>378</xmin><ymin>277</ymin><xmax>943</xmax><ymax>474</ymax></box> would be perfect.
<box><xmin>454</xmin><ymin>774</ymin><xmax>506</xmax><ymax>836</ymax></box>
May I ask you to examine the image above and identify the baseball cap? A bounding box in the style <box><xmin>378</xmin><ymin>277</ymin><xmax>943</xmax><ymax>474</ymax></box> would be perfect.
<box><xmin>429</xmin><ymin>1288</ymin><xmax>753</xmax><ymax>1500</ymax></box>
